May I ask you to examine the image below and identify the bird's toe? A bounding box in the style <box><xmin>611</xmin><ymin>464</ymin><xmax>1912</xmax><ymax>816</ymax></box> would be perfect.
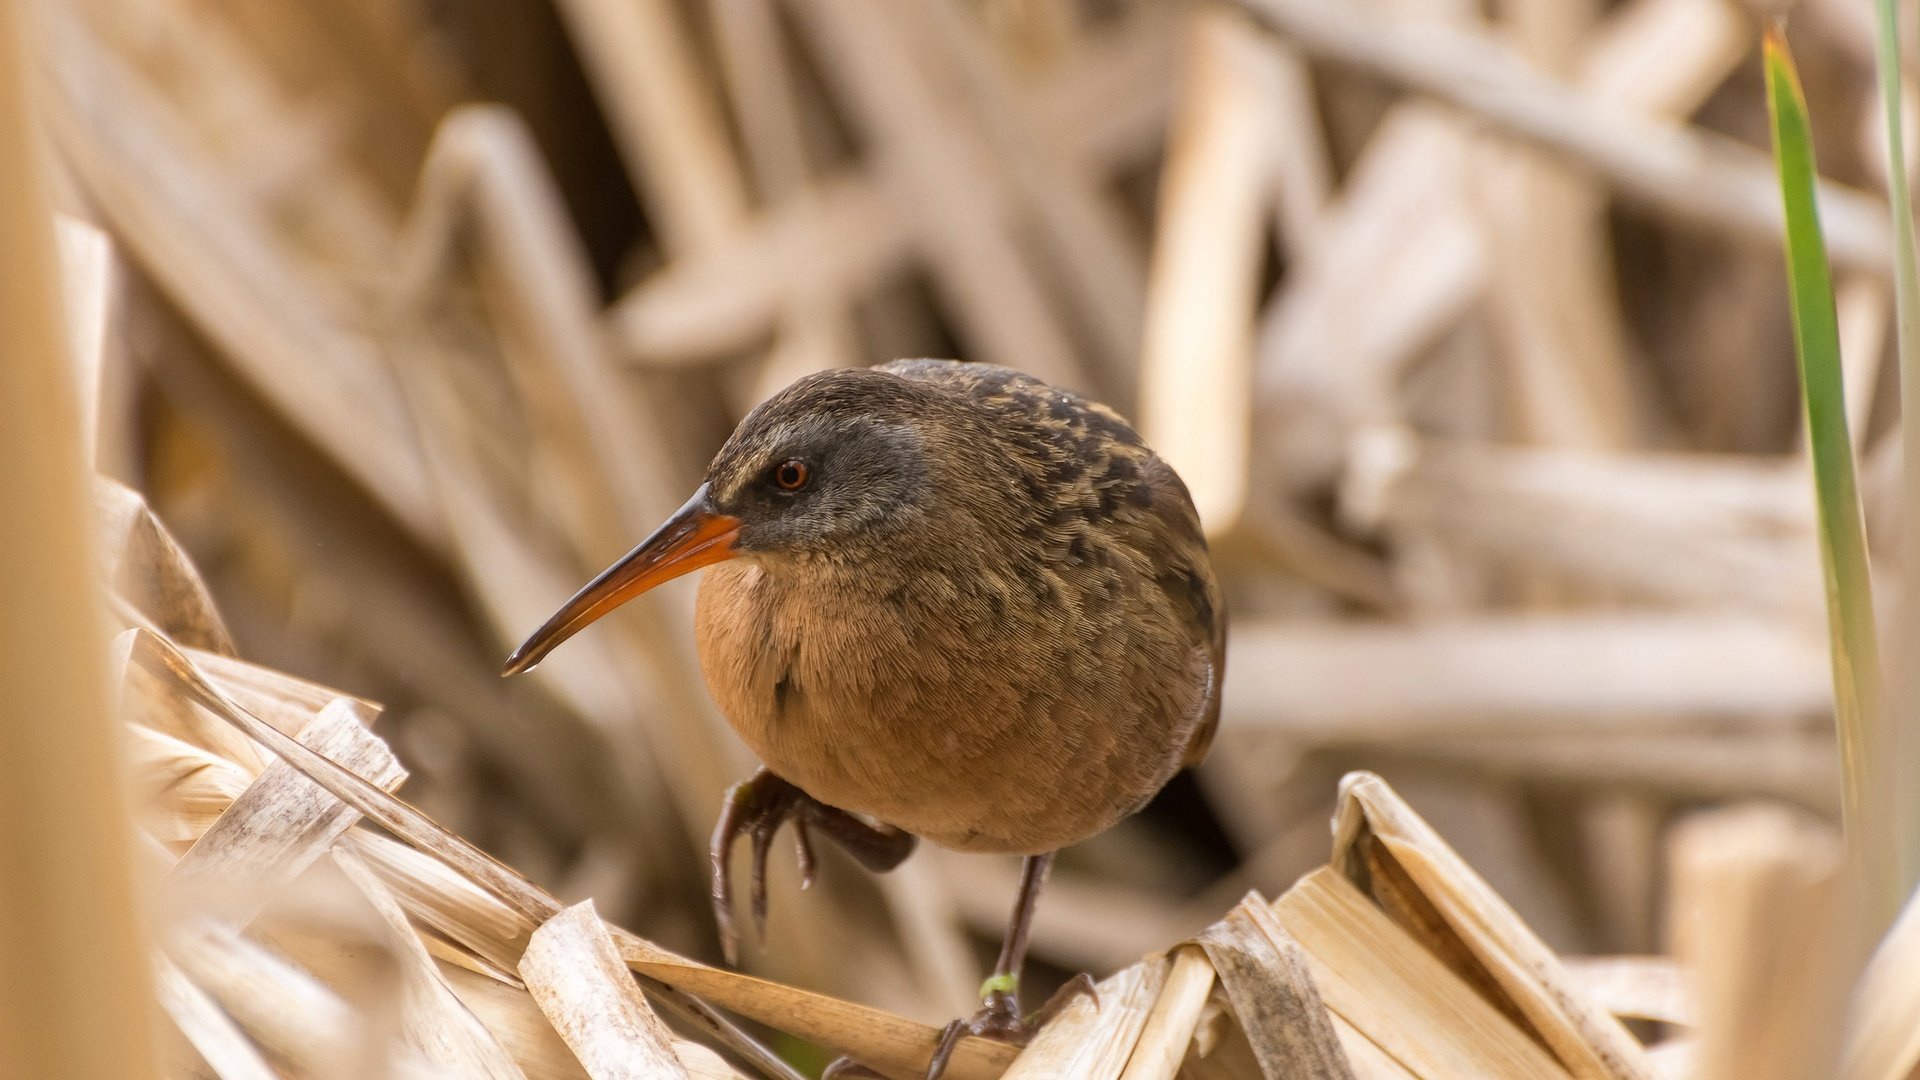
<box><xmin>1028</xmin><ymin>972</ymin><xmax>1099</xmax><ymax>1029</ymax></box>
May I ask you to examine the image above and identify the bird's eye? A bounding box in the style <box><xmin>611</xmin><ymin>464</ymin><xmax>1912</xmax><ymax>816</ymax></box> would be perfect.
<box><xmin>773</xmin><ymin>460</ymin><xmax>811</xmax><ymax>491</ymax></box>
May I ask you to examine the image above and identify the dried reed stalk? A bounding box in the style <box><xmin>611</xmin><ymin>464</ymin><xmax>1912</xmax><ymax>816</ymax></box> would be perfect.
<box><xmin>0</xmin><ymin>0</ymin><xmax>158</xmax><ymax>1073</ymax></box>
<box><xmin>1669</xmin><ymin>806</ymin><xmax>1848</xmax><ymax>1080</ymax></box>
<box><xmin>790</xmin><ymin>0</ymin><xmax>1090</xmax><ymax>391</ymax></box>
<box><xmin>1237</xmin><ymin>0</ymin><xmax>1892</xmax><ymax>270</ymax></box>
<box><xmin>1136</xmin><ymin>9</ymin><xmax>1272</xmax><ymax>536</ymax></box>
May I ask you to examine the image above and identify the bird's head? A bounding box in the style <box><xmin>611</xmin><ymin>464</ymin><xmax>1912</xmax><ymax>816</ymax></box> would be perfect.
<box><xmin>502</xmin><ymin>369</ymin><xmax>949</xmax><ymax>675</ymax></box>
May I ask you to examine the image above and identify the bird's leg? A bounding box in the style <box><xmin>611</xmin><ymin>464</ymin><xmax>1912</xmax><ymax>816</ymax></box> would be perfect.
<box><xmin>805</xmin><ymin>797</ymin><xmax>918</xmax><ymax>874</ymax></box>
<box><xmin>710</xmin><ymin>767</ymin><xmax>917</xmax><ymax>964</ymax></box>
<box><xmin>919</xmin><ymin>852</ymin><xmax>1060</xmax><ymax>1080</ymax></box>
<box><xmin>976</xmin><ymin>851</ymin><xmax>1054</xmax><ymax>1033</ymax></box>
<box><xmin>825</xmin><ymin>853</ymin><xmax>1098</xmax><ymax>1080</ymax></box>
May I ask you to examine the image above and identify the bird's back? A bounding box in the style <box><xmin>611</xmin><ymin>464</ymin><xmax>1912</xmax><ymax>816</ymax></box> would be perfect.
<box><xmin>878</xmin><ymin>360</ymin><xmax>1225</xmax><ymax>771</ymax></box>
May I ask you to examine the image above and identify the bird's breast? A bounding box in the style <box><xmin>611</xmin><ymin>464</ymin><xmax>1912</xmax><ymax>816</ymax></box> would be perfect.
<box><xmin>692</xmin><ymin>555</ymin><xmax>1202</xmax><ymax>853</ymax></box>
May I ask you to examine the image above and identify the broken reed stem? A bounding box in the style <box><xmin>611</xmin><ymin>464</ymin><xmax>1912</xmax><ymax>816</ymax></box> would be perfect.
<box><xmin>1670</xmin><ymin>805</ymin><xmax>1847</xmax><ymax>1080</ymax></box>
<box><xmin>128</xmin><ymin>633</ymin><xmax>870</xmax><ymax>1080</ymax></box>
<box><xmin>0</xmin><ymin>0</ymin><xmax>160</xmax><ymax>1073</ymax></box>
<box><xmin>1116</xmin><ymin>946</ymin><xmax>1216</xmax><ymax>1080</ymax></box>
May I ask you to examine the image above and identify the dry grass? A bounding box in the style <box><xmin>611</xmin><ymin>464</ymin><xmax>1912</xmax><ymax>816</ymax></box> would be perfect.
<box><xmin>15</xmin><ymin>0</ymin><xmax>1920</xmax><ymax>1075</ymax></box>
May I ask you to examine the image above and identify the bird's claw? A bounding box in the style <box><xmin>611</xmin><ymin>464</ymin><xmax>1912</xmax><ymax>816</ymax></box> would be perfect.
<box><xmin>711</xmin><ymin>768</ymin><xmax>814</xmax><ymax>965</ymax></box>
<box><xmin>1028</xmin><ymin>972</ymin><xmax>1099</xmax><ymax>1028</ymax></box>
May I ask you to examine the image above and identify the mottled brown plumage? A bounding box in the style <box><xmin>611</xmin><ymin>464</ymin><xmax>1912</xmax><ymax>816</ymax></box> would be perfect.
<box><xmin>504</xmin><ymin>359</ymin><xmax>1224</xmax><ymax>1078</ymax></box>
<box><xmin>697</xmin><ymin>359</ymin><xmax>1221</xmax><ymax>851</ymax></box>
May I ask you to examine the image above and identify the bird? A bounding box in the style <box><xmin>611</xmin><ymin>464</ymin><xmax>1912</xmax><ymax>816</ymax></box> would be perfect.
<box><xmin>503</xmin><ymin>359</ymin><xmax>1224</xmax><ymax>1078</ymax></box>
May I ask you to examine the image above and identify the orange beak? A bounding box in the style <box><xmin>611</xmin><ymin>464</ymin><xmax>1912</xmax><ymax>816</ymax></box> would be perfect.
<box><xmin>502</xmin><ymin>484</ymin><xmax>743</xmax><ymax>676</ymax></box>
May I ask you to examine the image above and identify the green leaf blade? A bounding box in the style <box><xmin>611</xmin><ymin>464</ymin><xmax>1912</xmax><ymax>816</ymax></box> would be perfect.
<box><xmin>1764</xmin><ymin>25</ymin><xmax>1899</xmax><ymax>927</ymax></box>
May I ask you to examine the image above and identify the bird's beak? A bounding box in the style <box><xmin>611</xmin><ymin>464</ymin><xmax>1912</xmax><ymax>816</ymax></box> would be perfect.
<box><xmin>502</xmin><ymin>484</ymin><xmax>743</xmax><ymax>676</ymax></box>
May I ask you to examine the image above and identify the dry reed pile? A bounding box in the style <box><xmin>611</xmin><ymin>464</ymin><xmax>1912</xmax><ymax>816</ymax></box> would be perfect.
<box><xmin>13</xmin><ymin>0</ymin><xmax>1920</xmax><ymax>1074</ymax></box>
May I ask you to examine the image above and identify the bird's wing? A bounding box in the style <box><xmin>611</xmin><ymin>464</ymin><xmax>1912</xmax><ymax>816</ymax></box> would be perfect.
<box><xmin>1137</xmin><ymin>456</ymin><xmax>1226</xmax><ymax>771</ymax></box>
<box><xmin>1176</xmin><ymin>571</ymin><xmax>1225</xmax><ymax>770</ymax></box>
<box><xmin>882</xmin><ymin>358</ymin><xmax>1226</xmax><ymax>767</ymax></box>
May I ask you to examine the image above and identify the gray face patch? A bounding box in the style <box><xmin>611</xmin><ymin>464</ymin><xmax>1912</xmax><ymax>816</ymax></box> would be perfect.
<box><xmin>707</xmin><ymin>397</ymin><xmax>934</xmax><ymax>556</ymax></box>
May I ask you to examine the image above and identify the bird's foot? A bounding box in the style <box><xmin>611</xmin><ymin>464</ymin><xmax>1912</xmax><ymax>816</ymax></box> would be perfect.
<box><xmin>819</xmin><ymin>974</ymin><xmax>1096</xmax><ymax>1079</ymax></box>
<box><xmin>710</xmin><ymin>768</ymin><xmax>918</xmax><ymax>965</ymax></box>
<box><xmin>911</xmin><ymin>972</ymin><xmax>1099</xmax><ymax>1080</ymax></box>
<box><xmin>711</xmin><ymin>769</ymin><xmax>816</xmax><ymax>965</ymax></box>
<box><xmin>959</xmin><ymin>983</ymin><xmax>1031</xmax><ymax>1040</ymax></box>
<box><xmin>915</xmin><ymin>989</ymin><xmax>1029</xmax><ymax>1080</ymax></box>
<box><xmin>819</xmin><ymin>990</ymin><xmax>1026</xmax><ymax>1080</ymax></box>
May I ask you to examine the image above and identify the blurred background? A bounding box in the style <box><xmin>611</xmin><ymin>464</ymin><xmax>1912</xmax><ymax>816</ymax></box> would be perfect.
<box><xmin>38</xmin><ymin>0</ymin><xmax>1888</xmax><ymax>1036</ymax></box>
